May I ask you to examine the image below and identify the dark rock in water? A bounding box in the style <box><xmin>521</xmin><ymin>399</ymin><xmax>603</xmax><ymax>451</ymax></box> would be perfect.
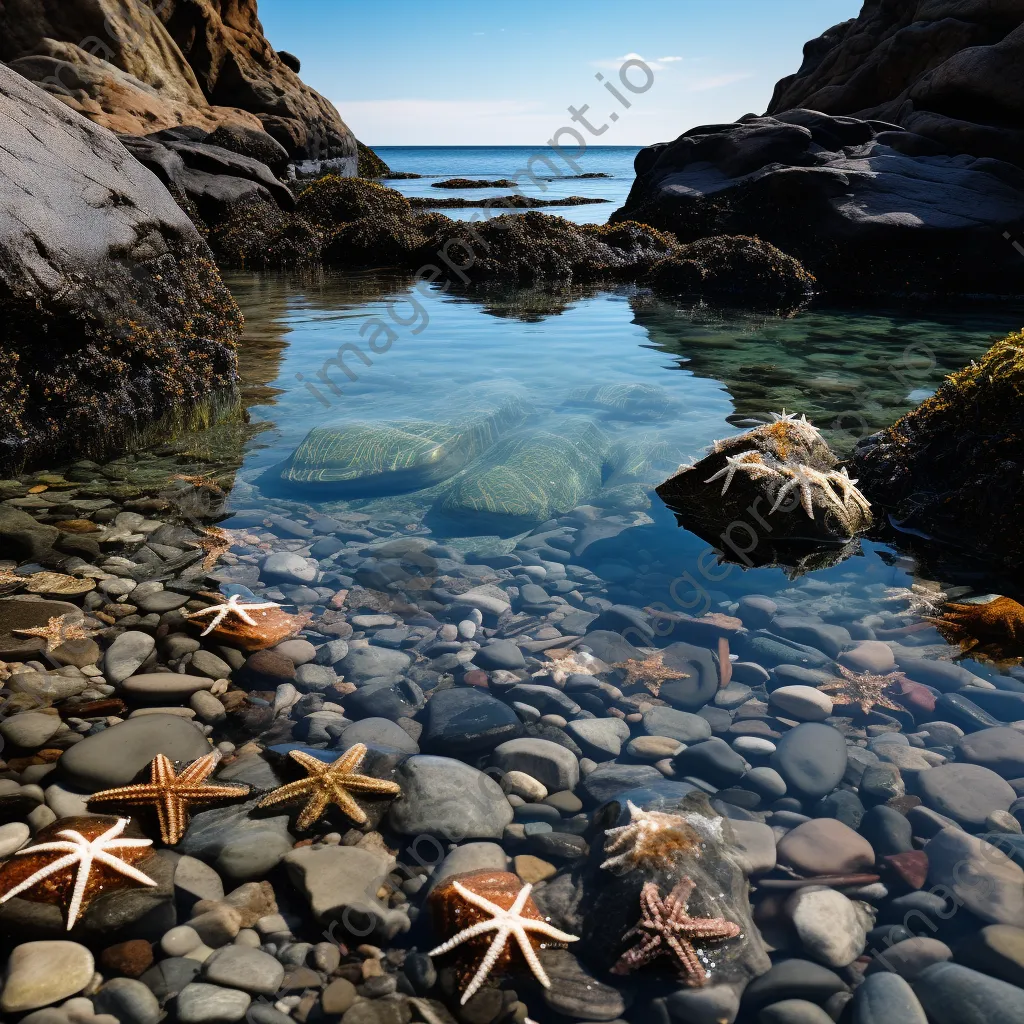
<box><xmin>344</xmin><ymin>679</ymin><xmax>425</xmax><ymax>721</ymax></box>
<box><xmin>613</xmin><ymin>107</ymin><xmax>1024</xmax><ymax>298</ymax></box>
<box><xmin>757</xmin><ymin>1000</ymin><xmax>836</xmax><ymax>1024</ymax></box>
<box><xmin>642</xmin><ymin>707</ymin><xmax>712</xmax><ymax>744</ymax></box>
<box><xmin>860</xmin><ymin>805</ymin><xmax>913</xmax><ymax>858</ymax></box>
<box><xmin>916</xmin><ymin>763</ymin><xmax>1016</xmax><ymax>828</ymax></box>
<box><xmin>771</xmin><ymin>723</ymin><xmax>847</xmax><ymax>799</ymax></box>
<box><xmin>851</xmin><ymin>332</ymin><xmax>1024</xmax><ymax>572</ymax></box>
<box><xmin>935</xmin><ymin>692</ymin><xmax>1003</xmax><ymax>732</ymax></box>
<box><xmin>740</xmin><ymin>959</ymin><xmax>848</xmax><ymax>1016</ymax></box>
<box><xmin>422</xmin><ymin>687</ymin><xmax>523</xmax><ymax>756</ymax></box>
<box><xmin>0</xmin><ymin>62</ymin><xmax>241</xmax><ymax>471</ymax></box>
<box><xmin>656</xmin><ymin>642</ymin><xmax>720</xmax><ymax>710</ymax></box>
<box><xmin>540</xmin><ymin>949</ymin><xmax>628</xmax><ymax>1021</ymax></box>
<box><xmin>591</xmin><ymin>604</ymin><xmax>655</xmax><ymax>641</ymax></box>
<box><xmin>674</xmin><ymin>738</ymin><xmax>747</xmax><ymax>787</ymax></box>
<box><xmin>957</xmin><ymin>727</ymin><xmax>1024</xmax><ymax>779</ymax></box>
<box><xmin>914</xmin><ymin>962</ymin><xmax>1024</xmax><ymax>1024</ymax></box>
<box><xmin>473</xmin><ymin>640</ymin><xmax>526</xmax><ymax>671</ymax></box>
<box><xmin>578</xmin><ymin>763</ymin><xmax>665</xmax><ymax>807</ymax></box>
<box><xmin>853</xmin><ymin>973</ymin><xmax>927</xmax><ymax>1024</ymax></box>
<box><xmin>954</xmin><ymin>924</ymin><xmax>1024</xmax><ymax>989</ymax></box>
<box><xmin>491</xmin><ymin>738</ymin><xmax>580</xmax><ymax>792</ymax></box>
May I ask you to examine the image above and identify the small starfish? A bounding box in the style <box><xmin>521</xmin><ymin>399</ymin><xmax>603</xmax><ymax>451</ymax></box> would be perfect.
<box><xmin>196</xmin><ymin>527</ymin><xmax>235</xmax><ymax>571</ymax></box>
<box><xmin>769</xmin><ymin>410</ymin><xmax>824</xmax><ymax>444</ymax></box>
<box><xmin>704</xmin><ymin>451</ymin><xmax>781</xmax><ymax>496</ymax></box>
<box><xmin>428</xmin><ymin>878</ymin><xmax>579</xmax><ymax>1004</ymax></box>
<box><xmin>535</xmin><ymin>648</ymin><xmax>605</xmax><ymax>684</ymax></box>
<box><xmin>256</xmin><ymin>744</ymin><xmax>401</xmax><ymax>830</ymax></box>
<box><xmin>769</xmin><ymin>464</ymin><xmax>845</xmax><ymax>519</ymax></box>
<box><xmin>14</xmin><ymin>616</ymin><xmax>94</xmax><ymax>653</ymax></box>
<box><xmin>827</xmin><ymin>467</ymin><xmax>871</xmax><ymax>513</ymax></box>
<box><xmin>883</xmin><ymin>584</ymin><xmax>948</xmax><ymax>617</ymax></box>
<box><xmin>185</xmin><ymin>594</ymin><xmax>281</xmax><ymax>636</ymax></box>
<box><xmin>611</xmin><ymin>877</ymin><xmax>741</xmax><ymax>985</ymax></box>
<box><xmin>602</xmin><ymin>800</ymin><xmax>717</xmax><ymax>874</ymax></box>
<box><xmin>613</xmin><ymin>653</ymin><xmax>688</xmax><ymax>696</ymax></box>
<box><xmin>88</xmin><ymin>753</ymin><xmax>250</xmax><ymax>845</ymax></box>
<box><xmin>0</xmin><ymin>817</ymin><xmax>157</xmax><ymax>929</ymax></box>
<box><xmin>818</xmin><ymin>663</ymin><xmax>907</xmax><ymax>715</ymax></box>
<box><xmin>174</xmin><ymin>474</ymin><xmax>225</xmax><ymax>494</ymax></box>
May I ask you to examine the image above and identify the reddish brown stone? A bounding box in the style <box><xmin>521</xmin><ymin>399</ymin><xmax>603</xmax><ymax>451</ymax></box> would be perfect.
<box><xmin>463</xmin><ymin>670</ymin><xmax>488</xmax><ymax>688</ymax></box>
<box><xmin>883</xmin><ymin>851</ymin><xmax>929</xmax><ymax>890</ymax></box>
<box><xmin>100</xmin><ymin>939</ymin><xmax>154</xmax><ymax>978</ymax></box>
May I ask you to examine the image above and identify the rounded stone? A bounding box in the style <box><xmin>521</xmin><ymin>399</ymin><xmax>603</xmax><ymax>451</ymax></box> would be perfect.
<box><xmin>914</xmin><ymin>962</ymin><xmax>1024</xmax><ymax>1024</ymax></box>
<box><xmin>0</xmin><ymin>821</ymin><xmax>30</xmax><ymax>857</ymax></box>
<box><xmin>337</xmin><ymin>646</ymin><xmax>411</xmax><ymax>683</ymax></box>
<box><xmin>202</xmin><ymin>946</ymin><xmax>284</xmax><ymax>995</ymax></box>
<box><xmin>0</xmin><ymin>941</ymin><xmax>94</xmax><ymax>1012</ymax></box>
<box><xmin>642</xmin><ymin>706</ymin><xmax>712</xmax><ymax>744</ymax></box>
<box><xmin>103</xmin><ymin>631</ymin><xmax>156</xmax><ymax>685</ymax></box>
<box><xmin>838</xmin><ymin>641</ymin><xmax>895</xmax><ymax>674</ymax></box>
<box><xmin>957</xmin><ymin>727</ymin><xmax>1024</xmax><ymax>779</ymax></box>
<box><xmin>421</xmin><ymin>687</ymin><xmax>523</xmax><ymax>757</ymax></box>
<box><xmin>0</xmin><ymin>711</ymin><xmax>61</xmax><ymax>749</ymax></box>
<box><xmin>916</xmin><ymin>763</ymin><xmax>1016</xmax><ymax>827</ymax></box>
<box><xmin>121</xmin><ymin>673</ymin><xmax>215</xmax><ymax>702</ymax></box>
<box><xmin>189</xmin><ymin>651</ymin><xmax>232</xmax><ymax>681</ymax></box>
<box><xmin>176</xmin><ymin>982</ymin><xmax>251</xmax><ymax>1024</ymax></box>
<box><xmin>771</xmin><ymin>722</ymin><xmax>847</xmax><ymax>798</ymax></box>
<box><xmin>770</xmin><ymin>685</ymin><xmax>833</xmax><ymax>722</ymax></box>
<box><xmin>853</xmin><ymin>972</ymin><xmax>927</xmax><ymax>1024</ymax></box>
<box><xmin>92</xmin><ymin>977</ymin><xmax>161</xmax><ymax>1024</ymax></box>
<box><xmin>473</xmin><ymin>640</ymin><xmax>526</xmax><ymax>671</ymax></box>
<box><xmin>58</xmin><ymin>714</ymin><xmax>211</xmax><ymax>791</ymax></box>
<box><xmin>776</xmin><ymin>818</ymin><xmax>875</xmax><ymax>877</ymax></box>
<box><xmin>491</xmin><ymin>737</ymin><xmax>580</xmax><ymax>792</ymax></box>
<box><xmin>786</xmin><ymin>886</ymin><xmax>866</xmax><ymax>967</ymax></box>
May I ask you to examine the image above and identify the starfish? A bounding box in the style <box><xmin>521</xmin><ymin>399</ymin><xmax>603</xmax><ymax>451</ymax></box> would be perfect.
<box><xmin>185</xmin><ymin>593</ymin><xmax>281</xmax><ymax>636</ymax></box>
<box><xmin>602</xmin><ymin>800</ymin><xmax>719</xmax><ymax>874</ymax></box>
<box><xmin>827</xmin><ymin>467</ymin><xmax>871</xmax><ymax>513</ymax></box>
<box><xmin>613</xmin><ymin>652</ymin><xmax>688</xmax><ymax>697</ymax></box>
<box><xmin>174</xmin><ymin>474</ymin><xmax>225</xmax><ymax>494</ymax></box>
<box><xmin>818</xmin><ymin>663</ymin><xmax>907</xmax><ymax>715</ymax></box>
<box><xmin>535</xmin><ymin>647</ymin><xmax>605</xmax><ymax>684</ymax></box>
<box><xmin>428</xmin><ymin>877</ymin><xmax>579</xmax><ymax>1004</ymax></box>
<box><xmin>14</xmin><ymin>615</ymin><xmax>94</xmax><ymax>653</ymax></box>
<box><xmin>0</xmin><ymin>817</ymin><xmax>157</xmax><ymax>929</ymax></box>
<box><xmin>256</xmin><ymin>744</ymin><xmax>401</xmax><ymax>830</ymax></box>
<box><xmin>196</xmin><ymin>527</ymin><xmax>235</xmax><ymax>571</ymax></box>
<box><xmin>883</xmin><ymin>583</ymin><xmax>948</xmax><ymax>617</ymax></box>
<box><xmin>87</xmin><ymin>753</ymin><xmax>250</xmax><ymax>845</ymax></box>
<box><xmin>769</xmin><ymin>410</ymin><xmax>824</xmax><ymax>444</ymax></box>
<box><xmin>769</xmin><ymin>463</ymin><xmax>845</xmax><ymax>519</ymax></box>
<box><xmin>930</xmin><ymin>595</ymin><xmax>1024</xmax><ymax>661</ymax></box>
<box><xmin>611</xmin><ymin>877</ymin><xmax>741</xmax><ymax>985</ymax></box>
<box><xmin>704</xmin><ymin>451</ymin><xmax>782</xmax><ymax>496</ymax></box>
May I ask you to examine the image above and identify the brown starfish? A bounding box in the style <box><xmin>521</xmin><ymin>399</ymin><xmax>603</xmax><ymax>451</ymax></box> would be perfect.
<box><xmin>256</xmin><ymin>744</ymin><xmax>401</xmax><ymax>830</ymax></box>
<box><xmin>613</xmin><ymin>653</ymin><xmax>688</xmax><ymax>696</ymax></box>
<box><xmin>87</xmin><ymin>753</ymin><xmax>250</xmax><ymax>845</ymax></box>
<box><xmin>14</xmin><ymin>616</ymin><xmax>94</xmax><ymax>653</ymax></box>
<box><xmin>174</xmin><ymin>474</ymin><xmax>225</xmax><ymax>494</ymax></box>
<box><xmin>196</xmin><ymin>527</ymin><xmax>235</xmax><ymax>571</ymax></box>
<box><xmin>611</xmin><ymin>877</ymin><xmax>741</xmax><ymax>985</ymax></box>
<box><xmin>818</xmin><ymin>663</ymin><xmax>907</xmax><ymax>715</ymax></box>
<box><xmin>931</xmin><ymin>595</ymin><xmax>1024</xmax><ymax>663</ymax></box>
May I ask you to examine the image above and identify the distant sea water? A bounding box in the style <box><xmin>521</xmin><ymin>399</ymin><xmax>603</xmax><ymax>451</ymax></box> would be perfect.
<box><xmin>368</xmin><ymin>145</ymin><xmax>642</xmax><ymax>224</ymax></box>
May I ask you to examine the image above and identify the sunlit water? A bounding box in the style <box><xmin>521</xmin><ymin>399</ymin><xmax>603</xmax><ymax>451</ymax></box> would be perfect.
<box><xmin>372</xmin><ymin>145</ymin><xmax>641</xmax><ymax>223</ymax></box>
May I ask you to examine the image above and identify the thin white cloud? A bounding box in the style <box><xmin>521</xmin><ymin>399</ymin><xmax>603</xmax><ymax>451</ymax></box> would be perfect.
<box><xmin>684</xmin><ymin>71</ymin><xmax>754</xmax><ymax>92</ymax></box>
<box><xmin>657</xmin><ymin>56</ymin><xmax>683</xmax><ymax>62</ymax></box>
<box><xmin>593</xmin><ymin>52</ymin><xmax>679</xmax><ymax>72</ymax></box>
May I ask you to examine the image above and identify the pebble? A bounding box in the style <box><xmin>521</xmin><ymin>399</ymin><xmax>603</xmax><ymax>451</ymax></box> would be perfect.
<box><xmin>786</xmin><ymin>887</ymin><xmax>867</xmax><ymax>967</ymax></box>
<box><xmin>338</xmin><ymin>646</ymin><xmax>411</xmax><ymax>682</ymax></box>
<box><xmin>0</xmin><ymin>821</ymin><xmax>30</xmax><ymax>857</ymax></box>
<box><xmin>566</xmin><ymin>717</ymin><xmax>629</xmax><ymax>759</ymax></box>
<box><xmin>776</xmin><ymin>819</ymin><xmax>875</xmax><ymax>876</ymax></box>
<box><xmin>838</xmin><ymin>641</ymin><xmax>895</xmax><ymax>673</ymax></box>
<box><xmin>0</xmin><ymin>711</ymin><xmax>61</xmax><ymax>748</ymax></box>
<box><xmin>865</xmin><ymin>937</ymin><xmax>952</xmax><ymax>980</ymax></box>
<box><xmin>491</xmin><ymin>738</ymin><xmax>580</xmax><ymax>792</ymax></box>
<box><xmin>925</xmin><ymin>828</ymin><xmax>1024</xmax><ymax>925</ymax></box>
<box><xmin>0</xmin><ymin>941</ymin><xmax>94</xmax><ymax>1012</ymax></box>
<box><xmin>770</xmin><ymin>685</ymin><xmax>833</xmax><ymax>722</ymax></box>
<box><xmin>175</xmin><ymin>983</ymin><xmax>251</xmax><ymax>1024</ymax></box>
<box><xmin>853</xmin><ymin>972</ymin><xmax>927</xmax><ymax>1024</ymax></box>
<box><xmin>92</xmin><ymin>978</ymin><xmax>161</xmax><ymax>1024</ymax></box>
<box><xmin>473</xmin><ymin>640</ymin><xmax>526</xmax><ymax>671</ymax></box>
<box><xmin>914</xmin><ymin>962</ymin><xmax>1024</xmax><ymax>1023</ymax></box>
<box><xmin>771</xmin><ymin>722</ymin><xmax>848</xmax><ymax>798</ymax></box>
<box><xmin>162</xmin><ymin>926</ymin><xmax>202</xmax><ymax>957</ymax></box>
<box><xmin>917</xmin><ymin>763</ymin><xmax>1016</xmax><ymax>827</ymax></box>
<box><xmin>957</xmin><ymin>726</ymin><xmax>1024</xmax><ymax>779</ymax></box>
<box><xmin>121</xmin><ymin>673</ymin><xmax>215</xmax><ymax>701</ymax></box>
<box><xmin>421</xmin><ymin>687</ymin><xmax>523</xmax><ymax>756</ymax></box>
<box><xmin>641</xmin><ymin>706</ymin><xmax>711</xmax><ymax>743</ymax></box>
<box><xmin>203</xmin><ymin>946</ymin><xmax>283</xmax><ymax>995</ymax></box>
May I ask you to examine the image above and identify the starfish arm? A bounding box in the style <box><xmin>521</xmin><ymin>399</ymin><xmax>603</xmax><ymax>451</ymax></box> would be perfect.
<box><xmin>326</xmin><ymin>782</ymin><xmax>369</xmax><ymax>826</ymax></box>
<box><xmin>104</xmin><ymin>839</ymin><xmax>157</xmax><ymax>850</ymax></box>
<box><xmin>175</xmin><ymin>753</ymin><xmax>220</xmax><ymax>784</ymax></box>
<box><xmin>513</xmin><ymin>926</ymin><xmax>552</xmax><ymax>988</ymax></box>
<box><xmin>288</xmin><ymin>750</ymin><xmax>332</xmax><ymax>775</ymax></box>
<box><xmin>88</xmin><ymin>785</ymin><xmax>163</xmax><ymax>807</ymax></box>
<box><xmin>92</xmin><ymin>850</ymin><xmax>160</xmax><ymax>888</ymax></box>
<box><xmin>294</xmin><ymin>790</ymin><xmax>330</xmax><ymax>831</ymax></box>
<box><xmin>522</xmin><ymin>919</ymin><xmax>580</xmax><ymax>944</ymax></box>
<box><xmin>460</xmin><ymin>926</ymin><xmax>510</xmax><ymax>1004</ymax></box>
<box><xmin>428</xmin><ymin>918</ymin><xmax>500</xmax><ymax>956</ymax></box>
<box><xmin>686</xmin><ymin>918</ymin><xmax>742</xmax><ymax>940</ymax></box>
<box><xmin>342</xmin><ymin>775</ymin><xmax>402</xmax><ymax>797</ymax></box>
<box><xmin>334</xmin><ymin>743</ymin><xmax>369</xmax><ymax>773</ymax></box>
<box><xmin>452</xmin><ymin>880</ymin><xmax>506</xmax><ymax>919</ymax></box>
<box><xmin>65</xmin><ymin>853</ymin><xmax>92</xmax><ymax>929</ymax></box>
<box><xmin>13</xmin><ymin>841</ymin><xmax>79</xmax><ymax>856</ymax></box>
<box><xmin>257</xmin><ymin>779</ymin><xmax>315</xmax><ymax>807</ymax></box>
<box><xmin>156</xmin><ymin>794</ymin><xmax>187</xmax><ymax>845</ymax></box>
<box><xmin>199</xmin><ymin>611</ymin><xmax>227</xmax><ymax>636</ymax></box>
<box><xmin>769</xmin><ymin>478</ymin><xmax>796</xmax><ymax>515</ymax></box>
<box><xmin>0</xmin><ymin>852</ymin><xmax>80</xmax><ymax>903</ymax></box>
<box><xmin>667</xmin><ymin>935</ymin><xmax>706</xmax><ymax>985</ymax></box>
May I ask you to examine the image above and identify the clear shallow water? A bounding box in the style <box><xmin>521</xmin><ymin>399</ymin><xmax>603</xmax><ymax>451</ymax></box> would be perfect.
<box><xmin>179</xmin><ymin>269</ymin><xmax>1024</xmax><ymax>676</ymax></box>
<box><xmin>370</xmin><ymin>145</ymin><xmax>640</xmax><ymax>223</ymax></box>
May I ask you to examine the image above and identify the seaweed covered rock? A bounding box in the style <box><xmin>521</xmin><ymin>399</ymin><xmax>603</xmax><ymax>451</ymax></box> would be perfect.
<box><xmin>0</xmin><ymin>61</ymin><xmax>240</xmax><ymax>473</ymax></box>
<box><xmin>205</xmin><ymin>124</ymin><xmax>291</xmax><ymax>176</ymax></box>
<box><xmin>656</xmin><ymin>413</ymin><xmax>873</xmax><ymax>569</ymax></box>
<box><xmin>323</xmin><ymin>213</ymin><xmax>428</xmax><ymax>269</ymax></box>
<box><xmin>851</xmin><ymin>329</ymin><xmax>1024</xmax><ymax>571</ymax></box>
<box><xmin>650</xmin><ymin>235</ymin><xmax>815</xmax><ymax>306</ymax></box>
<box><xmin>296</xmin><ymin>176</ymin><xmax>411</xmax><ymax>230</ymax></box>
<box><xmin>210</xmin><ymin>195</ymin><xmax>322</xmax><ymax>269</ymax></box>
<box><xmin>357</xmin><ymin>141</ymin><xmax>392</xmax><ymax>179</ymax></box>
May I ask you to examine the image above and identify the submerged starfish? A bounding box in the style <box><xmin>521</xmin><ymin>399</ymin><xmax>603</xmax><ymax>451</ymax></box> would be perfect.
<box><xmin>428</xmin><ymin>878</ymin><xmax>579</xmax><ymax>1004</ymax></box>
<box><xmin>13</xmin><ymin>615</ymin><xmax>94</xmax><ymax>653</ymax></box>
<box><xmin>0</xmin><ymin>817</ymin><xmax>157</xmax><ymax>929</ymax></box>
<box><xmin>769</xmin><ymin>463</ymin><xmax>845</xmax><ymax>519</ymax></box>
<box><xmin>88</xmin><ymin>753</ymin><xmax>250</xmax><ymax>845</ymax></box>
<box><xmin>704</xmin><ymin>451</ymin><xmax>782</xmax><ymax>496</ymax></box>
<box><xmin>611</xmin><ymin>877</ymin><xmax>741</xmax><ymax>985</ymax></box>
<box><xmin>535</xmin><ymin>647</ymin><xmax>605</xmax><ymax>684</ymax></box>
<box><xmin>613</xmin><ymin>653</ymin><xmax>688</xmax><ymax>696</ymax></box>
<box><xmin>174</xmin><ymin>474</ymin><xmax>225</xmax><ymax>494</ymax></box>
<box><xmin>883</xmin><ymin>583</ymin><xmax>948</xmax><ymax>617</ymax></box>
<box><xmin>602</xmin><ymin>800</ymin><xmax>718</xmax><ymax>874</ymax></box>
<box><xmin>196</xmin><ymin>527</ymin><xmax>235</xmax><ymax>571</ymax></box>
<box><xmin>185</xmin><ymin>593</ymin><xmax>281</xmax><ymax>636</ymax></box>
<box><xmin>256</xmin><ymin>744</ymin><xmax>401</xmax><ymax>830</ymax></box>
<box><xmin>818</xmin><ymin>663</ymin><xmax>907</xmax><ymax>715</ymax></box>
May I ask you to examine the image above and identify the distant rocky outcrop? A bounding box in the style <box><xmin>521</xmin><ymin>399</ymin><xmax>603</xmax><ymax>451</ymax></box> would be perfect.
<box><xmin>613</xmin><ymin>2</ymin><xmax>1024</xmax><ymax>297</ymax></box>
<box><xmin>0</xmin><ymin>62</ymin><xmax>241</xmax><ymax>472</ymax></box>
<box><xmin>0</xmin><ymin>0</ymin><xmax>359</xmax><ymax>174</ymax></box>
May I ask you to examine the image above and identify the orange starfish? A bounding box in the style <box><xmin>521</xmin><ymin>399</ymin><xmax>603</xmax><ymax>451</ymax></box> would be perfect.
<box><xmin>818</xmin><ymin>664</ymin><xmax>906</xmax><ymax>715</ymax></box>
<box><xmin>613</xmin><ymin>653</ymin><xmax>688</xmax><ymax>696</ymax></box>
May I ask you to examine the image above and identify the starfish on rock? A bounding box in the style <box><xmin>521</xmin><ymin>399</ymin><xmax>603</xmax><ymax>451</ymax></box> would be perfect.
<box><xmin>185</xmin><ymin>592</ymin><xmax>310</xmax><ymax>651</ymax></box>
<box><xmin>196</xmin><ymin>527</ymin><xmax>235</xmax><ymax>571</ymax></box>
<box><xmin>185</xmin><ymin>593</ymin><xmax>281</xmax><ymax>636</ymax></box>
<box><xmin>256</xmin><ymin>744</ymin><xmax>401</xmax><ymax>830</ymax></box>
<box><xmin>535</xmin><ymin>647</ymin><xmax>606</xmax><ymax>684</ymax></box>
<box><xmin>602</xmin><ymin>800</ymin><xmax>718</xmax><ymax>874</ymax></box>
<box><xmin>704</xmin><ymin>451</ymin><xmax>782</xmax><ymax>496</ymax></box>
<box><xmin>769</xmin><ymin>410</ymin><xmax>825</xmax><ymax>445</ymax></box>
<box><xmin>14</xmin><ymin>615</ymin><xmax>94</xmax><ymax>653</ymax></box>
<box><xmin>0</xmin><ymin>816</ymin><xmax>157</xmax><ymax>929</ymax></box>
<box><xmin>611</xmin><ymin>877</ymin><xmax>741</xmax><ymax>985</ymax></box>
<box><xmin>818</xmin><ymin>663</ymin><xmax>907</xmax><ymax>715</ymax></box>
<box><xmin>429</xmin><ymin>872</ymin><xmax>579</xmax><ymax>1004</ymax></box>
<box><xmin>769</xmin><ymin>463</ymin><xmax>845</xmax><ymax>519</ymax></box>
<box><xmin>88</xmin><ymin>753</ymin><xmax>250</xmax><ymax>845</ymax></box>
<box><xmin>826</xmin><ymin>467</ymin><xmax>871</xmax><ymax>513</ymax></box>
<box><xmin>613</xmin><ymin>653</ymin><xmax>688</xmax><ymax>696</ymax></box>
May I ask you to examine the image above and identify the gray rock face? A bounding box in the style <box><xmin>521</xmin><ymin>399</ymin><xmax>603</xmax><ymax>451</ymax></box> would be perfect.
<box><xmin>771</xmin><ymin>722</ymin><xmax>848</xmax><ymax>799</ymax></box>
<box><xmin>92</xmin><ymin>978</ymin><xmax>162</xmax><ymax>1024</ymax></box>
<box><xmin>612</xmin><ymin>108</ymin><xmax>1024</xmax><ymax>297</ymax></box>
<box><xmin>176</xmin><ymin>982</ymin><xmax>251</xmax><ymax>1024</ymax></box>
<box><xmin>58</xmin><ymin>714</ymin><xmax>211</xmax><ymax>791</ymax></box>
<box><xmin>338</xmin><ymin>646</ymin><xmax>412</xmax><ymax>683</ymax></box>
<box><xmin>421</xmin><ymin>687</ymin><xmax>523</xmax><ymax>756</ymax></box>
<box><xmin>283</xmin><ymin>844</ymin><xmax>409</xmax><ymax>941</ymax></box>
<box><xmin>0</xmin><ymin>61</ymin><xmax>239</xmax><ymax>471</ymax></box>
<box><xmin>853</xmin><ymin>972</ymin><xmax>927</xmax><ymax>1024</ymax></box>
<box><xmin>388</xmin><ymin>755</ymin><xmax>513</xmax><ymax>840</ymax></box>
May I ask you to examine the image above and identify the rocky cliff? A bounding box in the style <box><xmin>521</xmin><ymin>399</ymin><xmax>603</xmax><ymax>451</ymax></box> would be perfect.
<box><xmin>612</xmin><ymin>0</ymin><xmax>1024</xmax><ymax>297</ymax></box>
<box><xmin>0</xmin><ymin>0</ymin><xmax>360</xmax><ymax>174</ymax></box>
<box><xmin>0</xmin><ymin>61</ymin><xmax>241</xmax><ymax>472</ymax></box>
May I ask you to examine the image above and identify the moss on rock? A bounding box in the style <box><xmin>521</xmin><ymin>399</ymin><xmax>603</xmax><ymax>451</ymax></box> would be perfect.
<box><xmin>323</xmin><ymin>212</ymin><xmax>428</xmax><ymax>269</ymax></box>
<box><xmin>296</xmin><ymin>175</ymin><xmax>409</xmax><ymax>229</ymax></box>
<box><xmin>357</xmin><ymin>141</ymin><xmax>391</xmax><ymax>179</ymax></box>
<box><xmin>210</xmin><ymin>194</ymin><xmax>322</xmax><ymax>268</ymax></box>
<box><xmin>851</xmin><ymin>329</ymin><xmax>1024</xmax><ymax>570</ymax></box>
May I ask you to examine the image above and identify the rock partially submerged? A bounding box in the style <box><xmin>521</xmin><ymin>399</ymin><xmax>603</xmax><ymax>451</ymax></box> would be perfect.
<box><xmin>0</xmin><ymin>62</ymin><xmax>240</xmax><ymax>473</ymax></box>
<box><xmin>851</xmin><ymin>329</ymin><xmax>1024</xmax><ymax>571</ymax></box>
<box><xmin>657</xmin><ymin>414</ymin><xmax>872</xmax><ymax>570</ymax></box>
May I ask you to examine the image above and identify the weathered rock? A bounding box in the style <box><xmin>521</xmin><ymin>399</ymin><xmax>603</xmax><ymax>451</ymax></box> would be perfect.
<box><xmin>0</xmin><ymin>941</ymin><xmax>94</xmax><ymax>1012</ymax></box>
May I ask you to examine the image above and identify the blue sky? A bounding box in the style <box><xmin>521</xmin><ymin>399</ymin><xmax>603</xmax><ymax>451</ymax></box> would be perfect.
<box><xmin>258</xmin><ymin>0</ymin><xmax>862</xmax><ymax>146</ymax></box>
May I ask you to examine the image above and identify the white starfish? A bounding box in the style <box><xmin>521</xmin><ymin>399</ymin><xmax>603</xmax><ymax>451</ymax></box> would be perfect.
<box><xmin>704</xmin><ymin>451</ymin><xmax>782</xmax><ymax>496</ymax></box>
<box><xmin>428</xmin><ymin>880</ymin><xmax>579</xmax><ymax>1004</ymax></box>
<box><xmin>602</xmin><ymin>800</ymin><xmax>707</xmax><ymax>873</ymax></box>
<box><xmin>185</xmin><ymin>593</ymin><xmax>281</xmax><ymax>636</ymax></box>
<box><xmin>883</xmin><ymin>584</ymin><xmax>948</xmax><ymax>617</ymax></box>
<box><xmin>769</xmin><ymin>463</ymin><xmax>845</xmax><ymax>519</ymax></box>
<box><xmin>0</xmin><ymin>818</ymin><xmax>157</xmax><ymax>929</ymax></box>
<box><xmin>827</xmin><ymin>467</ymin><xmax>872</xmax><ymax>513</ymax></box>
<box><xmin>769</xmin><ymin>410</ymin><xmax>824</xmax><ymax>444</ymax></box>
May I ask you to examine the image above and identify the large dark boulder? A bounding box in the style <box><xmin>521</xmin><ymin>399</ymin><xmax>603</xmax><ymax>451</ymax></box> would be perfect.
<box><xmin>612</xmin><ymin>108</ymin><xmax>1024</xmax><ymax>297</ymax></box>
<box><xmin>0</xmin><ymin>62</ymin><xmax>241</xmax><ymax>472</ymax></box>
